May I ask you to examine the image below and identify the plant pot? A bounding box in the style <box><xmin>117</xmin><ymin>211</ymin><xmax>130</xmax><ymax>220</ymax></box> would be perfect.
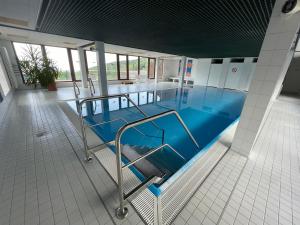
<box><xmin>48</xmin><ymin>82</ymin><xmax>57</xmax><ymax>91</ymax></box>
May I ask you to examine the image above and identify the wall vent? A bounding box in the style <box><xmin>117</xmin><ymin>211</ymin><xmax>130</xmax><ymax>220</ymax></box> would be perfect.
<box><xmin>230</xmin><ymin>58</ymin><xmax>244</xmax><ymax>63</ymax></box>
<box><xmin>211</xmin><ymin>59</ymin><xmax>223</xmax><ymax>64</ymax></box>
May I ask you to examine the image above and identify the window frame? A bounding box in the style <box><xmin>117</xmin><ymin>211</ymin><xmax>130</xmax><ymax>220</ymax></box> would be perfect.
<box><xmin>14</xmin><ymin>41</ymin><xmax>82</xmax><ymax>83</ymax></box>
<box><xmin>14</xmin><ymin>41</ymin><xmax>159</xmax><ymax>83</ymax></box>
<box><xmin>117</xmin><ymin>54</ymin><xmax>128</xmax><ymax>80</ymax></box>
<box><xmin>148</xmin><ymin>57</ymin><xmax>156</xmax><ymax>79</ymax></box>
<box><xmin>105</xmin><ymin>52</ymin><xmax>118</xmax><ymax>81</ymax></box>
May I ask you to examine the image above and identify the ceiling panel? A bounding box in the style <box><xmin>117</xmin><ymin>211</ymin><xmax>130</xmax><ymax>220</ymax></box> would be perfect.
<box><xmin>0</xmin><ymin>0</ymin><xmax>42</xmax><ymax>29</ymax></box>
<box><xmin>37</xmin><ymin>0</ymin><xmax>276</xmax><ymax>58</ymax></box>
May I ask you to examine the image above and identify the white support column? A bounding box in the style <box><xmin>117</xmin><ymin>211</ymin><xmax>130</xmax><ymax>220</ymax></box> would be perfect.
<box><xmin>78</xmin><ymin>47</ymin><xmax>88</xmax><ymax>88</ymax></box>
<box><xmin>95</xmin><ymin>41</ymin><xmax>108</xmax><ymax>96</ymax></box>
<box><xmin>231</xmin><ymin>0</ymin><xmax>300</xmax><ymax>156</ymax></box>
<box><xmin>154</xmin><ymin>57</ymin><xmax>159</xmax><ymax>85</ymax></box>
<box><xmin>179</xmin><ymin>56</ymin><xmax>187</xmax><ymax>88</ymax></box>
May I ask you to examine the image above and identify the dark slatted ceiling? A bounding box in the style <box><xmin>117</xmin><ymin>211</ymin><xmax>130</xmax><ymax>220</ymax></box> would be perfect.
<box><xmin>37</xmin><ymin>0</ymin><xmax>276</xmax><ymax>58</ymax></box>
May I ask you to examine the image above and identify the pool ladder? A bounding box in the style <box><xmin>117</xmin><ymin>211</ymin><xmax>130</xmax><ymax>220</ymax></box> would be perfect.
<box><xmin>77</xmin><ymin>95</ymin><xmax>200</xmax><ymax>220</ymax></box>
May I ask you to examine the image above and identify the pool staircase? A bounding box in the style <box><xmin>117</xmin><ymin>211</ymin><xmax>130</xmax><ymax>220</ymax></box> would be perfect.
<box><xmin>76</xmin><ymin>94</ymin><xmax>200</xmax><ymax>220</ymax></box>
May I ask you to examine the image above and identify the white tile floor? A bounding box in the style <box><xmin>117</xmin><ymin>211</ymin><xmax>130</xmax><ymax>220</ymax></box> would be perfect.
<box><xmin>0</xmin><ymin>84</ymin><xmax>300</xmax><ymax>225</ymax></box>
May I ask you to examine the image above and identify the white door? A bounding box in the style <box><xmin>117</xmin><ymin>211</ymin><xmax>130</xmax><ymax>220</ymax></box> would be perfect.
<box><xmin>207</xmin><ymin>64</ymin><xmax>222</xmax><ymax>87</ymax></box>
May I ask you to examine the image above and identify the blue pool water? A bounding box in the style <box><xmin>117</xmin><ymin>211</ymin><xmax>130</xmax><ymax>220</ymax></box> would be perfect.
<box><xmin>74</xmin><ymin>86</ymin><xmax>246</xmax><ymax>192</ymax></box>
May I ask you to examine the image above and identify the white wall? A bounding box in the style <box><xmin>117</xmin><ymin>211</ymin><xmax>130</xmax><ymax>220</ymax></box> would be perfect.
<box><xmin>281</xmin><ymin>52</ymin><xmax>300</xmax><ymax>95</ymax></box>
<box><xmin>193</xmin><ymin>59</ymin><xmax>211</xmax><ymax>85</ymax></box>
<box><xmin>0</xmin><ymin>39</ymin><xmax>24</xmax><ymax>88</ymax></box>
<box><xmin>0</xmin><ymin>54</ymin><xmax>11</xmax><ymax>96</ymax></box>
<box><xmin>162</xmin><ymin>56</ymin><xmax>257</xmax><ymax>91</ymax></box>
<box><xmin>207</xmin><ymin>63</ymin><xmax>223</xmax><ymax>87</ymax></box>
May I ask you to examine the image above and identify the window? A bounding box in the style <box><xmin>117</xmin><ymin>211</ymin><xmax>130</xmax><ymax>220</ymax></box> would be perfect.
<box><xmin>128</xmin><ymin>56</ymin><xmax>138</xmax><ymax>79</ymax></box>
<box><xmin>139</xmin><ymin>57</ymin><xmax>148</xmax><ymax>76</ymax></box>
<box><xmin>105</xmin><ymin>53</ymin><xmax>118</xmax><ymax>80</ymax></box>
<box><xmin>71</xmin><ymin>50</ymin><xmax>81</xmax><ymax>80</ymax></box>
<box><xmin>13</xmin><ymin>42</ymin><xmax>42</xmax><ymax>82</ymax></box>
<box><xmin>45</xmin><ymin>46</ymin><xmax>72</xmax><ymax>81</ymax></box>
<box><xmin>86</xmin><ymin>50</ymin><xmax>98</xmax><ymax>80</ymax></box>
<box><xmin>118</xmin><ymin>55</ymin><xmax>127</xmax><ymax>79</ymax></box>
<box><xmin>148</xmin><ymin>58</ymin><xmax>155</xmax><ymax>79</ymax></box>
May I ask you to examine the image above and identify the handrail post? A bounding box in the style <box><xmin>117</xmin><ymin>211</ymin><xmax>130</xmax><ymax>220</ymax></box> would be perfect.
<box><xmin>88</xmin><ymin>78</ymin><xmax>95</xmax><ymax>97</ymax></box>
<box><xmin>115</xmin><ymin>128</ymin><xmax>128</xmax><ymax>219</ymax></box>
<box><xmin>78</xmin><ymin>104</ymin><xmax>92</xmax><ymax>161</ymax></box>
<box><xmin>73</xmin><ymin>81</ymin><xmax>80</xmax><ymax>112</ymax></box>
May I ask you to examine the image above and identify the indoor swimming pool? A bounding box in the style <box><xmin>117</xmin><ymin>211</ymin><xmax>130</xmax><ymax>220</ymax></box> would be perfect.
<box><xmin>68</xmin><ymin>86</ymin><xmax>246</xmax><ymax>193</ymax></box>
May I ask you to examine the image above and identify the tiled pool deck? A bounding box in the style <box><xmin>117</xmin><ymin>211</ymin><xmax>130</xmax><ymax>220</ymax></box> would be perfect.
<box><xmin>0</xmin><ymin>86</ymin><xmax>299</xmax><ymax>225</ymax></box>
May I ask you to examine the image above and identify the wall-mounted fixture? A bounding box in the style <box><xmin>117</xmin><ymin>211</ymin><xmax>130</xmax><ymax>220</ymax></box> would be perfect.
<box><xmin>282</xmin><ymin>0</ymin><xmax>300</xmax><ymax>14</ymax></box>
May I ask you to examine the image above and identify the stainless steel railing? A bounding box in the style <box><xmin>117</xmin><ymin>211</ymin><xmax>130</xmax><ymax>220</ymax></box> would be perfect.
<box><xmin>78</xmin><ymin>94</ymin><xmax>165</xmax><ymax>160</ymax></box>
<box><xmin>73</xmin><ymin>81</ymin><xmax>80</xmax><ymax>99</ymax></box>
<box><xmin>87</xmin><ymin>78</ymin><xmax>95</xmax><ymax>96</ymax></box>
<box><xmin>114</xmin><ymin>109</ymin><xmax>200</xmax><ymax>219</ymax></box>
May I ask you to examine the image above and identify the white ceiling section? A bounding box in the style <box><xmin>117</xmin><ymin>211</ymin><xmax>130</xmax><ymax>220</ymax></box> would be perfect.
<box><xmin>0</xmin><ymin>26</ymin><xmax>92</xmax><ymax>48</ymax></box>
<box><xmin>0</xmin><ymin>0</ymin><xmax>42</xmax><ymax>29</ymax></box>
<box><xmin>0</xmin><ymin>26</ymin><xmax>178</xmax><ymax>58</ymax></box>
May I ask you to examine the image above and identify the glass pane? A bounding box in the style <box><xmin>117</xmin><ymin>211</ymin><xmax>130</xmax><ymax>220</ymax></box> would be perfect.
<box><xmin>149</xmin><ymin>58</ymin><xmax>155</xmax><ymax>79</ymax></box>
<box><xmin>139</xmin><ymin>57</ymin><xmax>148</xmax><ymax>76</ymax></box>
<box><xmin>13</xmin><ymin>42</ymin><xmax>42</xmax><ymax>82</ymax></box>
<box><xmin>148</xmin><ymin>92</ymin><xmax>154</xmax><ymax>103</ymax></box>
<box><xmin>105</xmin><ymin>53</ymin><xmax>117</xmax><ymax>80</ymax></box>
<box><xmin>120</xmin><ymin>96</ymin><xmax>128</xmax><ymax>108</ymax></box>
<box><xmin>128</xmin><ymin>56</ymin><xmax>138</xmax><ymax>79</ymax></box>
<box><xmin>119</xmin><ymin>55</ymin><xmax>127</xmax><ymax>79</ymax></box>
<box><xmin>45</xmin><ymin>46</ymin><xmax>71</xmax><ymax>81</ymax></box>
<box><xmin>71</xmin><ymin>50</ymin><xmax>81</xmax><ymax>80</ymax></box>
<box><xmin>86</xmin><ymin>50</ymin><xmax>98</xmax><ymax>80</ymax></box>
<box><xmin>129</xmin><ymin>93</ymin><xmax>138</xmax><ymax>107</ymax></box>
<box><xmin>109</xmin><ymin>98</ymin><xmax>120</xmax><ymax>111</ymax></box>
<box><xmin>139</xmin><ymin>92</ymin><xmax>147</xmax><ymax>105</ymax></box>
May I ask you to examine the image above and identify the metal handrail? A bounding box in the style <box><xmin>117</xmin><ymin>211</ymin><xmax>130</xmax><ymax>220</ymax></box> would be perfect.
<box><xmin>87</xmin><ymin>78</ymin><xmax>95</xmax><ymax>96</ymax></box>
<box><xmin>85</xmin><ymin>117</ymin><xmax>162</xmax><ymax>140</ymax></box>
<box><xmin>78</xmin><ymin>94</ymin><xmax>165</xmax><ymax>160</ymax></box>
<box><xmin>73</xmin><ymin>81</ymin><xmax>80</xmax><ymax>99</ymax></box>
<box><xmin>115</xmin><ymin>109</ymin><xmax>200</xmax><ymax>219</ymax></box>
<box><xmin>122</xmin><ymin>143</ymin><xmax>185</xmax><ymax>169</ymax></box>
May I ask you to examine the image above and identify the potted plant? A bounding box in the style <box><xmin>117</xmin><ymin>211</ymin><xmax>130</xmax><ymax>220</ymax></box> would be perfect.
<box><xmin>38</xmin><ymin>57</ymin><xmax>59</xmax><ymax>91</ymax></box>
<box><xmin>18</xmin><ymin>45</ymin><xmax>42</xmax><ymax>88</ymax></box>
<box><xmin>19</xmin><ymin>45</ymin><xmax>59</xmax><ymax>91</ymax></box>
